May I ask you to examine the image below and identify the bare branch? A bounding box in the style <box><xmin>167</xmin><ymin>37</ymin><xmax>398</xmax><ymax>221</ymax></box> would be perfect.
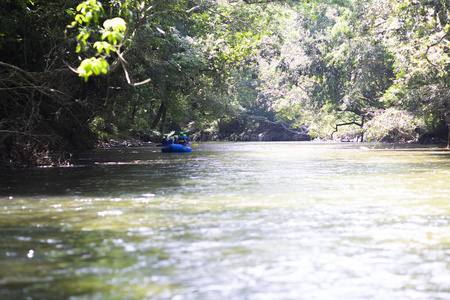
<box><xmin>262</xmin><ymin>117</ymin><xmax>309</xmax><ymax>135</ymax></box>
<box><xmin>425</xmin><ymin>31</ymin><xmax>450</xmax><ymax>68</ymax></box>
<box><xmin>331</xmin><ymin>121</ymin><xmax>363</xmax><ymax>139</ymax></box>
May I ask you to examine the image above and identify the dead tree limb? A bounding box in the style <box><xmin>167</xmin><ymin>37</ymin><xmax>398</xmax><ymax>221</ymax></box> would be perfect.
<box><xmin>331</xmin><ymin>121</ymin><xmax>363</xmax><ymax>140</ymax></box>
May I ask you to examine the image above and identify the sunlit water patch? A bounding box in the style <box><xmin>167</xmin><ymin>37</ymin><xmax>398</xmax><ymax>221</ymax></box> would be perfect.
<box><xmin>0</xmin><ymin>142</ymin><xmax>449</xmax><ymax>299</ymax></box>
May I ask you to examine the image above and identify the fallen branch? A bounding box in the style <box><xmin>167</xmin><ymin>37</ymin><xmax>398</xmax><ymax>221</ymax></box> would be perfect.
<box><xmin>331</xmin><ymin>121</ymin><xmax>363</xmax><ymax>139</ymax></box>
<box><xmin>254</xmin><ymin>116</ymin><xmax>309</xmax><ymax>135</ymax></box>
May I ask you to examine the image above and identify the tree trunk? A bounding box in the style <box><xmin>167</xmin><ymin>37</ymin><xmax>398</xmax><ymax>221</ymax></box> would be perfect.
<box><xmin>159</xmin><ymin>104</ymin><xmax>167</xmax><ymax>134</ymax></box>
<box><xmin>131</xmin><ymin>104</ymin><xmax>137</xmax><ymax>122</ymax></box>
<box><xmin>360</xmin><ymin>115</ymin><xmax>365</xmax><ymax>142</ymax></box>
<box><xmin>447</xmin><ymin>123</ymin><xmax>450</xmax><ymax>149</ymax></box>
<box><xmin>150</xmin><ymin>101</ymin><xmax>167</xmax><ymax>130</ymax></box>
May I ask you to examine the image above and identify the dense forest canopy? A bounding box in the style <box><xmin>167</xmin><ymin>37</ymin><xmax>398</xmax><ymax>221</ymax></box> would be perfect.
<box><xmin>1</xmin><ymin>0</ymin><xmax>450</xmax><ymax>167</ymax></box>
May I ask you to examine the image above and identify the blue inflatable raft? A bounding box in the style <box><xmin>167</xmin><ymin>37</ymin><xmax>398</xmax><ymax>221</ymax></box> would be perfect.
<box><xmin>161</xmin><ymin>144</ymin><xmax>192</xmax><ymax>153</ymax></box>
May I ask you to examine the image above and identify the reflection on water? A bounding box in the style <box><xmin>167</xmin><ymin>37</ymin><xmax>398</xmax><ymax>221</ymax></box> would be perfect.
<box><xmin>0</xmin><ymin>142</ymin><xmax>449</xmax><ymax>299</ymax></box>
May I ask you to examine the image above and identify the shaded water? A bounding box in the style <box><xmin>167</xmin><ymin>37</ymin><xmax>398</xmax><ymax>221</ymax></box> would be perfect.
<box><xmin>1</xmin><ymin>142</ymin><xmax>449</xmax><ymax>300</ymax></box>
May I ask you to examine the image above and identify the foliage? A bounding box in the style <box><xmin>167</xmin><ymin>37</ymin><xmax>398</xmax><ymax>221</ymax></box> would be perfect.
<box><xmin>373</xmin><ymin>0</ymin><xmax>450</xmax><ymax>125</ymax></box>
<box><xmin>226</xmin><ymin>0</ymin><xmax>448</xmax><ymax>142</ymax></box>
<box><xmin>364</xmin><ymin>108</ymin><xmax>425</xmax><ymax>142</ymax></box>
<box><xmin>2</xmin><ymin>0</ymin><xmax>450</xmax><ymax>167</ymax></box>
<box><xmin>67</xmin><ymin>0</ymin><xmax>129</xmax><ymax>82</ymax></box>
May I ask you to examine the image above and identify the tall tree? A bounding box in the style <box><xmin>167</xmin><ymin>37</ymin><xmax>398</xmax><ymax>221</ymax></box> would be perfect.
<box><xmin>375</xmin><ymin>0</ymin><xmax>450</xmax><ymax>130</ymax></box>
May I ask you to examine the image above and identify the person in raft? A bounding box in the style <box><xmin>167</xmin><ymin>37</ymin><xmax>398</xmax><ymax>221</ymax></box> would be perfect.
<box><xmin>183</xmin><ymin>134</ymin><xmax>189</xmax><ymax>146</ymax></box>
<box><xmin>162</xmin><ymin>134</ymin><xmax>169</xmax><ymax>146</ymax></box>
<box><xmin>178</xmin><ymin>132</ymin><xmax>186</xmax><ymax>146</ymax></box>
<box><xmin>173</xmin><ymin>135</ymin><xmax>179</xmax><ymax>144</ymax></box>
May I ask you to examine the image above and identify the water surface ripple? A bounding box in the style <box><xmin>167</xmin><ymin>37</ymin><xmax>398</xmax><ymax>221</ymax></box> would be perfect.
<box><xmin>0</xmin><ymin>142</ymin><xmax>449</xmax><ymax>299</ymax></box>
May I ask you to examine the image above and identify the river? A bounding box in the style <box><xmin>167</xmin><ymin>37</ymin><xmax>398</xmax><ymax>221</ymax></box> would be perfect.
<box><xmin>1</xmin><ymin>142</ymin><xmax>449</xmax><ymax>300</ymax></box>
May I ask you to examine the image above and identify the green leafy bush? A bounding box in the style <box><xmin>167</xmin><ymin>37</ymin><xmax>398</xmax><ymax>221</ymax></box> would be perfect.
<box><xmin>364</xmin><ymin>109</ymin><xmax>425</xmax><ymax>142</ymax></box>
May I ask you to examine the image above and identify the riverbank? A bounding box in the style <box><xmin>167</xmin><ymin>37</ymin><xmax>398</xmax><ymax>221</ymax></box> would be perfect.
<box><xmin>96</xmin><ymin>138</ymin><xmax>156</xmax><ymax>149</ymax></box>
<box><xmin>94</xmin><ymin>130</ymin><xmax>449</xmax><ymax>149</ymax></box>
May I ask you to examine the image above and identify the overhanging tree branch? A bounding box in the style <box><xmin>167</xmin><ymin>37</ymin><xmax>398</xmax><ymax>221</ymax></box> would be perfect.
<box><xmin>331</xmin><ymin>118</ymin><xmax>364</xmax><ymax>140</ymax></box>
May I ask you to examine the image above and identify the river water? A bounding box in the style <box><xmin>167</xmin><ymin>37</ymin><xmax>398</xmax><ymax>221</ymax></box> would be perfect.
<box><xmin>0</xmin><ymin>142</ymin><xmax>449</xmax><ymax>300</ymax></box>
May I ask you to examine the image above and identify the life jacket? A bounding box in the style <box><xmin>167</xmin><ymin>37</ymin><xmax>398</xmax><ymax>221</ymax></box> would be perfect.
<box><xmin>178</xmin><ymin>136</ymin><xmax>186</xmax><ymax>145</ymax></box>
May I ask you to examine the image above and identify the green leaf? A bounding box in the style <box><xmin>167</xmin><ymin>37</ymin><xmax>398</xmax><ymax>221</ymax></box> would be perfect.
<box><xmin>103</xmin><ymin>18</ymin><xmax>127</xmax><ymax>33</ymax></box>
<box><xmin>94</xmin><ymin>41</ymin><xmax>115</xmax><ymax>54</ymax></box>
<box><xmin>76</xmin><ymin>2</ymin><xmax>86</xmax><ymax>12</ymax></box>
<box><xmin>93</xmin><ymin>65</ymin><xmax>100</xmax><ymax>75</ymax></box>
<box><xmin>77</xmin><ymin>57</ymin><xmax>109</xmax><ymax>81</ymax></box>
<box><xmin>101</xmin><ymin>32</ymin><xmax>110</xmax><ymax>40</ymax></box>
<box><xmin>75</xmin><ymin>14</ymin><xmax>84</xmax><ymax>24</ymax></box>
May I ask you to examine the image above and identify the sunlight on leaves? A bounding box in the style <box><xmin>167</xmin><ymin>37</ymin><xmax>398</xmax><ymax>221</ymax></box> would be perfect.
<box><xmin>77</xmin><ymin>57</ymin><xmax>109</xmax><ymax>81</ymax></box>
